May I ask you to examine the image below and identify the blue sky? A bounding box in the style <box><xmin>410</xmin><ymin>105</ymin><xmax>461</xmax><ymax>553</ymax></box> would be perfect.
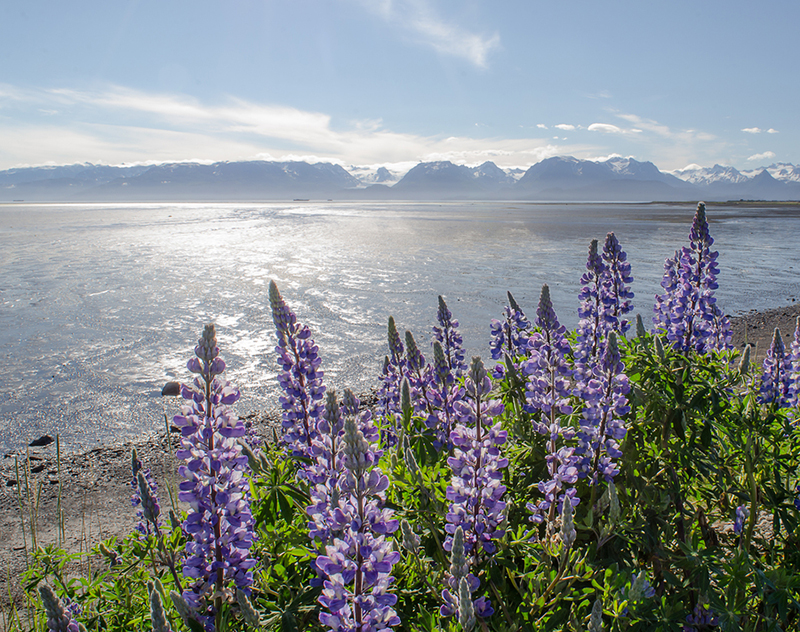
<box><xmin>1</xmin><ymin>0</ymin><xmax>797</xmax><ymax>172</ymax></box>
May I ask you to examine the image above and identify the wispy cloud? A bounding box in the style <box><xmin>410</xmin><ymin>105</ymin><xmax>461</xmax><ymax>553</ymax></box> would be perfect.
<box><xmin>747</xmin><ymin>151</ymin><xmax>776</xmax><ymax>161</ymax></box>
<box><xmin>742</xmin><ymin>127</ymin><xmax>762</xmax><ymax>134</ymax></box>
<box><xmin>0</xmin><ymin>83</ymin><xmax>591</xmax><ymax>169</ymax></box>
<box><xmin>588</xmin><ymin>123</ymin><xmax>626</xmax><ymax>134</ymax></box>
<box><xmin>554</xmin><ymin>124</ymin><xmax>575</xmax><ymax>131</ymax></box>
<box><xmin>768</xmin><ymin>128</ymin><xmax>779</xmax><ymax>134</ymax></box>
<box><xmin>354</xmin><ymin>0</ymin><xmax>500</xmax><ymax>68</ymax></box>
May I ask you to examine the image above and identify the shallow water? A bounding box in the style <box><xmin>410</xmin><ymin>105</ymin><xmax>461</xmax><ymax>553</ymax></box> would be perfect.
<box><xmin>1</xmin><ymin>200</ymin><xmax>799</xmax><ymax>454</ymax></box>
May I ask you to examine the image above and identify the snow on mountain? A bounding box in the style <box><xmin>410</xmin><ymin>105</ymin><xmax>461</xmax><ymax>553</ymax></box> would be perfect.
<box><xmin>763</xmin><ymin>163</ymin><xmax>800</xmax><ymax>183</ymax></box>
<box><xmin>347</xmin><ymin>165</ymin><xmax>404</xmax><ymax>187</ymax></box>
<box><xmin>671</xmin><ymin>164</ymin><xmax>749</xmax><ymax>185</ymax></box>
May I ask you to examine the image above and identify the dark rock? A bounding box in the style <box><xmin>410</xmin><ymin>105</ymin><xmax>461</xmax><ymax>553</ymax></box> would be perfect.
<box><xmin>30</xmin><ymin>464</ymin><xmax>45</xmax><ymax>473</ymax></box>
<box><xmin>6</xmin><ymin>479</ymin><xmax>17</xmax><ymax>487</ymax></box>
<box><xmin>161</xmin><ymin>381</ymin><xmax>182</xmax><ymax>397</ymax></box>
<box><xmin>29</xmin><ymin>435</ymin><xmax>54</xmax><ymax>447</ymax></box>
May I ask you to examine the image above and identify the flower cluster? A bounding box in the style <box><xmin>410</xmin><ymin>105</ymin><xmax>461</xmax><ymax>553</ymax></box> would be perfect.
<box><xmin>440</xmin><ymin>526</ymin><xmax>493</xmax><ymax>628</ymax></box>
<box><xmin>38</xmin><ymin>584</ymin><xmax>81</xmax><ymax>632</ymax></box>
<box><xmin>653</xmin><ymin>202</ymin><xmax>732</xmax><ymax>354</ymax></box>
<box><xmin>315</xmin><ymin>405</ymin><xmax>401</xmax><ymax>631</ymax></box>
<box><xmin>574</xmin><ymin>332</ymin><xmax>631</xmax><ymax>486</ymax></box>
<box><xmin>524</xmin><ymin>285</ymin><xmax>578</xmax><ymax>523</ymax></box>
<box><xmin>683</xmin><ymin>603</ymin><xmax>719</xmax><ymax>631</ymax></box>
<box><xmin>130</xmin><ymin>447</ymin><xmax>161</xmax><ymax>537</ymax></box>
<box><xmin>433</xmin><ymin>295</ymin><xmax>467</xmax><ymax>378</ymax></box>
<box><xmin>173</xmin><ymin>324</ymin><xmax>256</xmax><ymax>628</ymax></box>
<box><xmin>758</xmin><ymin>328</ymin><xmax>794</xmax><ymax>407</ymax></box>
<box><xmin>376</xmin><ymin>317</ymin><xmax>406</xmax><ymax>447</ymax></box>
<box><xmin>489</xmin><ymin>291</ymin><xmax>532</xmax><ymax>378</ymax></box>
<box><xmin>270</xmin><ymin>280</ymin><xmax>326</xmax><ymax>456</ymax></box>
<box><xmin>600</xmin><ymin>232</ymin><xmax>635</xmax><ymax>337</ymax></box>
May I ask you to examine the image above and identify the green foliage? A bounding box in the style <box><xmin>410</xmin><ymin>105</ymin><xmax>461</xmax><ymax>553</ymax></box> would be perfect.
<box><xmin>11</xmin><ymin>326</ymin><xmax>800</xmax><ymax>632</ymax></box>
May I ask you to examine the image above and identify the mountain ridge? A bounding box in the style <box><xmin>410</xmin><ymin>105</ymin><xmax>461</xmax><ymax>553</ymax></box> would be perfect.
<box><xmin>2</xmin><ymin>157</ymin><xmax>799</xmax><ymax>202</ymax></box>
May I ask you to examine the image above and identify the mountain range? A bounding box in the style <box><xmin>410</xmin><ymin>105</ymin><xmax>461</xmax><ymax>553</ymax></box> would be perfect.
<box><xmin>2</xmin><ymin>156</ymin><xmax>799</xmax><ymax>202</ymax></box>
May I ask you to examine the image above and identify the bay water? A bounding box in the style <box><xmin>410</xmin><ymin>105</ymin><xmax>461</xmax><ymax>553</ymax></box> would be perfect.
<box><xmin>1</xmin><ymin>200</ymin><xmax>799</xmax><ymax>454</ymax></box>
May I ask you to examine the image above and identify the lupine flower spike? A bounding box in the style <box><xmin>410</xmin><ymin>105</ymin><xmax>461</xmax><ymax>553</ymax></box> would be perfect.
<box><xmin>433</xmin><ymin>295</ymin><xmax>467</xmax><ymax>378</ymax></box>
<box><xmin>600</xmin><ymin>232</ymin><xmax>634</xmax><ymax>337</ymax></box>
<box><xmin>269</xmin><ymin>280</ymin><xmax>326</xmax><ymax>456</ymax></box>
<box><xmin>173</xmin><ymin>324</ymin><xmax>256</xmax><ymax>629</ymax></box>
<box><xmin>653</xmin><ymin>202</ymin><xmax>732</xmax><ymax>354</ymax></box>
<box><xmin>758</xmin><ymin>328</ymin><xmax>793</xmax><ymax>408</ymax></box>
<box><xmin>38</xmin><ymin>585</ymin><xmax>81</xmax><ymax>632</ymax></box>
<box><xmin>489</xmin><ymin>291</ymin><xmax>532</xmax><ymax>378</ymax></box>
<box><xmin>130</xmin><ymin>448</ymin><xmax>161</xmax><ymax>537</ymax></box>
<box><xmin>315</xmin><ymin>401</ymin><xmax>401</xmax><ymax>631</ymax></box>
<box><xmin>524</xmin><ymin>285</ymin><xmax>577</xmax><ymax>524</ymax></box>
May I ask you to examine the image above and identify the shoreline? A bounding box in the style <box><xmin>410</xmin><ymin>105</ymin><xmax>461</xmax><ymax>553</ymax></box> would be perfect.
<box><xmin>2</xmin><ymin>302</ymin><xmax>799</xmax><ymax>610</ymax></box>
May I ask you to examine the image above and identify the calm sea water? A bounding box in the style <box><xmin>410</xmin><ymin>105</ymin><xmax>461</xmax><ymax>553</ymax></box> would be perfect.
<box><xmin>2</xmin><ymin>201</ymin><xmax>799</xmax><ymax>454</ymax></box>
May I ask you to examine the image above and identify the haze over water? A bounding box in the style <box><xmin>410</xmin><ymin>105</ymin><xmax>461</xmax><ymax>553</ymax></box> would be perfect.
<box><xmin>2</xmin><ymin>201</ymin><xmax>799</xmax><ymax>454</ymax></box>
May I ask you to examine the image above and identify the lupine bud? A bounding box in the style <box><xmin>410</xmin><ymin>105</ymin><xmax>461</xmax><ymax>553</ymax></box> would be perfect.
<box><xmin>400</xmin><ymin>519</ymin><xmax>421</xmax><ymax>552</ymax></box>
<box><xmin>39</xmin><ymin>584</ymin><xmax>80</xmax><ymax>632</ymax></box>
<box><xmin>560</xmin><ymin>498</ymin><xmax>576</xmax><ymax>549</ymax></box>
<box><xmin>236</xmin><ymin>589</ymin><xmax>261</xmax><ymax>628</ymax></box>
<box><xmin>739</xmin><ymin>344</ymin><xmax>751</xmax><ymax>375</ymax></box>
<box><xmin>734</xmin><ymin>505</ymin><xmax>749</xmax><ymax>535</ymax></box>
<box><xmin>401</xmin><ymin>377</ymin><xmax>412</xmax><ymax>416</ymax></box>
<box><xmin>655</xmin><ymin>335</ymin><xmax>665</xmax><ymax>360</ymax></box>
<box><xmin>405</xmin><ymin>447</ymin><xmax>420</xmax><ymax>478</ymax></box>
<box><xmin>458</xmin><ymin>577</ymin><xmax>476</xmax><ymax>632</ymax></box>
<box><xmin>137</xmin><ymin>471</ymin><xmax>160</xmax><ymax>528</ymax></box>
<box><xmin>149</xmin><ymin>590</ymin><xmax>173</xmax><ymax>632</ymax></box>
<box><xmin>170</xmin><ymin>591</ymin><xmax>195</xmax><ymax>628</ymax></box>
<box><xmin>588</xmin><ymin>598</ymin><xmax>603</xmax><ymax>632</ymax></box>
<box><xmin>608</xmin><ymin>481</ymin><xmax>620</xmax><ymax>526</ymax></box>
<box><xmin>636</xmin><ymin>313</ymin><xmax>646</xmax><ymax>339</ymax></box>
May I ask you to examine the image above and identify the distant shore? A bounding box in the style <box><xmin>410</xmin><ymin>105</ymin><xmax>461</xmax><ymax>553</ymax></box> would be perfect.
<box><xmin>2</xmin><ymin>302</ymin><xmax>799</xmax><ymax>609</ymax></box>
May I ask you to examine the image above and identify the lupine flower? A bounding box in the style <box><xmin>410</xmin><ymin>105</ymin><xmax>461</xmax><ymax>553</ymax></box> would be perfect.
<box><xmin>489</xmin><ymin>291</ymin><xmax>532</xmax><ymax>378</ymax></box>
<box><xmin>445</xmin><ymin>357</ymin><xmax>508</xmax><ymax>558</ymax></box>
<box><xmin>653</xmin><ymin>203</ymin><xmax>732</xmax><ymax>354</ymax></box>
<box><xmin>759</xmin><ymin>328</ymin><xmax>794</xmax><ymax>407</ymax></box>
<box><xmin>733</xmin><ymin>504</ymin><xmax>750</xmax><ymax>535</ymax></box>
<box><xmin>428</xmin><ymin>340</ymin><xmax>460</xmax><ymax>451</ymax></box>
<box><xmin>574</xmin><ymin>332</ymin><xmax>631</xmax><ymax>486</ymax></box>
<box><xmin>440</xmin><ymin>526</ymin><xmax>493</xmax><ymax>624</ymax></box>
<box><xmin>574</xmin><ymin>239</ymin><xmax>606</xmax><ymax>373</ymax></box>
<box><xmin>173</xmin><ymin>324</ymin><xmax>256</xmax><ymax>629</ymax></box>
<box><xmin>794</xmin><ymin>484</ymin><xmax>800</xmax><ymax>511</ymax></box>
<box><xmin>130</xmin><ymin>448</ymin><xmax>161</xmax><ymax>536</ymax></box>
<box><xmin>403</xmin><ymin>330</ymin><xmax>436</xmax><ymax>418</ymax></box>
<box><xmin>315</xmin><ymin>406</ymin><xmax>401</xmax><ymax>631</ymax></box>
<box><xmin>269</xmin><ymin>280</ymin><xmax>325</xmax><ymax>456</ymax></box>
<box><xmin>376</xmin><ymin>317</ymin><xmax>406</xmax><ymax>446</ymax></box>
<box><xmin>627</xmin><ymin>572</ymin><xmax>656</xmax><ymax>602</ymax></box>
<box><xmin>524</xmin><ymin>285</ymin><xmax>577</xmax><ymax>524</ymax></box>
<box><xmin>683</xmin><ymin>603</ymin><xmax>719</xmax><ymax>630</ymax></box>
<box><xmin>790</xmin><ymin>317</ymin><xmax>800</xmax><ymax>407</ymax></box>
<box><xmin>433</xmin><ymin>295</ymin><xmax>467</xmax><ymax>378</ymax></box>
<box><xmin>600</xmin><ymin>232</ymin><xmax>635</xmax><ymax>337</ymax></box>
<box><xmin>38</xmin><ymin>584</ymin><xmax>80</xmax><ymax>632</ymax></box>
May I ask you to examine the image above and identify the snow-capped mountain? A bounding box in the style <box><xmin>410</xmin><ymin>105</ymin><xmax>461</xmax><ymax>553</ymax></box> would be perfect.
<box><xmin>347</xmin><ymin>165</ymin><xmax>404</xmax><ymax>187</ymax></box>
<box><xmin>670</xmin><ymin>164</ymin><xmax>750</xmax><ymax>186</ymax></box>
<box><xmin>742</xmin><ymin>163</ymin><xmax>800</xmax><ymax>183</ymax></box>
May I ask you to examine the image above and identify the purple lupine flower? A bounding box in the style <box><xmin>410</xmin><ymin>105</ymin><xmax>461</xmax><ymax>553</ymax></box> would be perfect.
<box><xmin>758</xmin><ymin>328</ymin><xmax>793</xmax><ymax>407</ymax></box>
<box><xmin>600</xmin><ymin>232</ymin><xmax>634</xmax><ymax>337</ymax></box>
<box><xmin>130</xmin><ymin>448</ymin><xmax>161</xmax><ymax>536</ymax></box>
<box><xmin>38</xmin><ymin>584</ymin><xmax>80</xmax><ymax>632</ymax></box>
<box><xmin>376</xmin><ymin>317</ymin><xmax>406</xmax><ymax>447</ymax></box>
<box><xmin>523</xmin><ymin>285</ymin><xmax>578</xmax><ymax>524</ymax></box>
<box><xmin>733</xmin><ymin>504</ymin><xmax>749</xmax><ymax>535</ymax></box>
<box><xmin>445</xmin><ymin>356</ymin><xmax>508</xmax><ymax>563</ymax></box>
<box><xmin>489</xmin><ymin>291</ymin><xmax>532</xmax><ymax>378</ymax></box>
<box><xmin>433</xmin><ymin>295</ymin><xmax>467</xmax><ymax>378</ymax></box>
<box><xmin>315</xmin><ymin>407</ymin><xmax>401</xmax><ymax>631</ymax></box>
<box><xmin>574</xmin><ymin>239</ymin><xmax>607</xmax><ymax>374</ymax></box>
<box><xmin>440</xmin><ymin>526</ymin><xmax>494</xmax><ymax>626</ymax></box>
<box><xmin>173</xmin><ymin>324</ymin><xmax>256</xmax><ymax>629</ymax></box>
<box><xmin>790</xmin><ymin>317</ymin><xmax>800</xmax><ymax>407</ymax></box>
<box><xmin>574</xmin><ymin>331</ymin><xmax>631</xmax><ymax>486</ymax></box>
<box><xmin>653</xmin><ymin>203</ymin><xmax>732</xmax><ymax>354</ymax></box>
<box><xmin>683</xmin><ymin>603</ymin><xmax>719</xmax><ymax>631</ymax></box>
<box><xmin>794</xmin><ymin>484</ymin><xmax>800</xmax><ymax>511</ymax></box>
<box><xmin>269</xmin><ymin>280</ymin><xmax>326</xmax><ymax>457</ymax></box>
<box><xmin>402</xmin><ymin>330</ymin><xmax>436</xmax><ymax>419</ymax></box>
<box><xmin>428</xmin><ymin>341</ymin><xmax>460</xmax><ymax>451</ymax></box>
